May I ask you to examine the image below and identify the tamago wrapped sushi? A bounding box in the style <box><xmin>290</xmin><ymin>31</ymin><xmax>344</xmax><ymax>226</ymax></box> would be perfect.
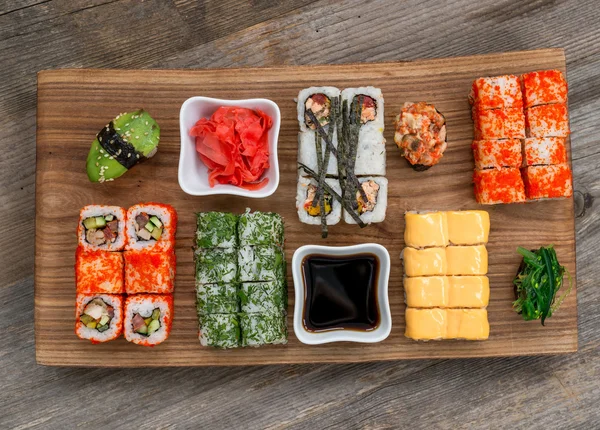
<box><xmin>86</xmin><ymin>110</ymin><xmax>160</xmax><ymax>183</ymax></box>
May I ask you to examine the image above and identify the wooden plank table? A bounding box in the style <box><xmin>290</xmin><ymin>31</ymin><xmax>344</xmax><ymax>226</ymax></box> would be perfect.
<box><xmin>2</xmin><ymin>0</ymin><xmax>599</xmax><ymax>428</ymax></box>
<box><xmin>35</xmin><ymin>49</ymin><xmax>577</xmax><ymax>366</ymax></box>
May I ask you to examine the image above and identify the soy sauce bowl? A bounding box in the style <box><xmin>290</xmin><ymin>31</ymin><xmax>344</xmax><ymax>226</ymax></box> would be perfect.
<box><xmin>292</xmin><ymin>243</ymin><xmax>392</xmax><ymax>345</ymax></box>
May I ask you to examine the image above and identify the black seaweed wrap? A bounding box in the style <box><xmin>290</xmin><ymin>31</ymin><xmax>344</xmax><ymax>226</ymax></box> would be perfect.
<box><xmin>97</xmin><ymin>122</ymin><xmax>141</xmax><ymax>169</ymax></box>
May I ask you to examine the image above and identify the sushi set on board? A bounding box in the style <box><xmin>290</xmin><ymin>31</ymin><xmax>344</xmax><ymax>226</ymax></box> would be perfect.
<box><xmin>35</xmin><ymin>48</ymin><xmax>577</xmax><ymax>366</ymax></box>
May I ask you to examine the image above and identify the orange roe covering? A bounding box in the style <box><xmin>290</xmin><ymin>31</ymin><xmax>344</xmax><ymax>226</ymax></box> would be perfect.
<box><xmin>124</xmin><ymin>250</ymin><xmax>176</xmax><ymax>294</ymax></box>
<box><xmin>124</xmin><ymin>294</ymin><xmax>173</xmax><ymax>347</ymax></box>
<box><xmin>75</xmin><ymin>247</ymin><xmax>124</xmax><ymax>294</ymax></box>
<box><xmin>525</xmin><ymin>103</ymin><xmax>570</xmax><ymax>137</ymax></box>
<box><xmin>523</xmin><ymin>137</ymin><xmax>568</xmax><ymax>166</ymax></box>
<box><xmin>522</xmin><ymin>70</ymin><xmax>568</xmax><ymax>108</ymax></box>
<box><xmin>75</xmin><ymin>293</ymin><xmax>123</xmax><ymax>343</ymax></box>
<box><xmin>473</xmin><ymin>108</ymin><xmax>525</xmax><ymax>140</ymax></box>
<box><xmin>472</xmin><ymin>139</ymin><xmax>522</xmax><ymax>169</ymax></box>
<box><xmin>473</xmin><ymin>168</ymin><xmax>526</xmax><ymax>204</ymax></box>
<box><xmin>523</xmin><ymin>164</ymin><xmax>573</xmax><ymax>199</ymax></box>
<box><xmin>469</xmin><ymin>75</ymin><xmax>523</xmax><ymax>110</ymax></box>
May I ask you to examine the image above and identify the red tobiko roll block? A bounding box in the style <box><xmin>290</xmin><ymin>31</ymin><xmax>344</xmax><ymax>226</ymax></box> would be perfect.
<box><xmin>473</xmin><ymin>168</ymin><xmax>526</xmax><ymax>205</ymax></box>
<box><xmin>124</xmin><ymin>249</ymin><xmax>176</xmax><ymax>294</ymax></box>
<box><xmin>522</xmin><ymin>164</ymin><xmax>573</xmax><ymax>200</ymax></box>
<box><xmin>523</xmin><ymin>137</ymin><xmax>568</xmax><ymax>166</ymax></box>
<box><xmin>472</xmin><ymin>108</ymin><xmax>526</xmax><ymax>140</ymax></box>
<box><xmin>75</xmin><ymin>247</ymin><xmax>124</xmax><ymax>294</ymax></box>
<box><xmin>469</xmin><ymin>75</ymin><xmax>523</xmax><ymax>110</ymax></box>
<box><xmin>525</xmin><ymin>103</ymin><xmax>570</xmax><ymax>138</ymax></box>
<box><xmin>521</xmin><ymin>70</ymin><xmax>568</xmax><ymax>108</ymax></box>
<box><xmin>471</xmin><ymin>139</ymin><xmax>523</xmax><ymax>170</ymax></box>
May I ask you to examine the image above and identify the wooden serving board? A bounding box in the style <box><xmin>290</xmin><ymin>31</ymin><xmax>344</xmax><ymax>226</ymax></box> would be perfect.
<box><xmin>35</xmin><ymin>48</ymin><xmax>577</xmax><ymax>366</ymax></box>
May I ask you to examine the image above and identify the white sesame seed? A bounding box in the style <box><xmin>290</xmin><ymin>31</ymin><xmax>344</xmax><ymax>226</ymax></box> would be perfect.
<box><xmin>144</xmin><ymin>132</ymin><xmax>148</xmax><ymax>136</ymax></box>
<box><xmin>108</xmin><ymin>156</ymin><xmax>113</xmax><ymax>160</ymax></box>
<box><xmin>95</xmin><ymin>162</ymin><xmax>99</xmax><ymax>167</ymax></box>
<box><xmin>99</xmin><ymin>137</ymin><xmax>102</xmax><ymax>142</ymax></box>
<box><xmin>125</xmin><ymin>123</ymin><xmax>129</xmax><ymax>126</ymax></box>
<box><xmin>135</xmin><ymin>136</ymin><xmax>139</xmax><ymax>139</ymax></box>
<box><xmin>131</xmin><ymin>128</ymin><xmax>135</xmax><ymax>132</ymax></box>
<box><xmin>145</xmin><ymin>121</ymin><xmax>148</xmax><ymax>125</ymax></box>
<box><xmin>104</xmin><ymin>154</ymin><xmax>108</xmax><ymax>157</ymax></box>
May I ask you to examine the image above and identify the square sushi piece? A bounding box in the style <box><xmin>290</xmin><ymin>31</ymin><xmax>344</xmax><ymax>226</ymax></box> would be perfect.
<box><xmin>469</xmin><ymin>75</ymin><xmax>523</xmax><ymax>110</ymax></box>
<box><xmin>75</xmin><ymin>247</ymin><xmax>124</xmax><ymax>294</ymax></box>
<box><xmin>240</xmin><ymin>312</ymin><xmax>288</xmax><ymax>347</ymax></box>
<box><xmin>472</xmin><ymin>108</ymin><xmax>525</xmax><ymax>140</ymax></box>
<box><xmin>297</xmin><ymin>86</ymin><xmax>340</xmax><ymax>133</ymax></box>
<box><xmin>196</xmin><ymin>283</ymin><xmax>240</xmax><ymax>315</ymax></box>
<box><xmin>124</xmin><ymin>294</ymin><xmax>173</xmax><ymax>346</ymax></box>
<box><xmin>405</xmin><ymin>308</ymin><xmax>489</xmax><ymax>340</ymax></box>
<box><xmin>446</xmin><ymin>210</ymin><xmax>490</xmax><ymax>245</ymax></box>
<box><xmin>77</xmin><ymin>205</ymin><xmax>127</xmax><ymax>252</ymax></box>
<box><xmin>196</xmin><ymin>212</ymin><xmax>238</xmax><ymax>249</ymax></box>
<box><xmin>296</xmin><ymin>176</ymin><xmax>342</xmax><ymax>226</ymax></box>
<box><xmin>523</xmin><ymin>137</ymin><xmax>568</xmax><ymax>166</ymax></box>
<box><xmin>238</xmin><ymin>245</ymin><xmax>285</xmax><ymax>282</ymax></box>
<box><xmin>238</xmin><ymin>210</ymin><xmax>284</xmax><ymax>247</ymax></box>
<box><xmin>353</xmin><ymin>125</ymin><xmax>386</xmax><ymax>176</ymax></box>
<box><xmin>471</xmin><ymin>139</ymin><xmax>523</xmax><ymax>170</ymax></box>
<box><xmin>445</xmin><ymin>245</ymin><xmax>488</xmax><ymax>276</ymax></box>
<box><xmin>522</xmin><ymin>164</ymin><xmax>573</xmax><ymax>200</ymax></box>
<box><xmin>448</xmin><ymin>276</ymin><xmax>490</xmax><ymax>308</ymax></box>
<box><xmin>125</xmin><ymin>203</ymin><xmax>177</xmax><ymax>252</ymax></box>
<box><xmin>297</xmin><ymin>130</ymin><xmax>339</xmax><ymax>176</ymax></box>
<box><xmin>124</xmin><ymin>250</ymin><xmax>176</xmax><ymax>294</ymax></box>
<box><xmin>402</xmin><ymin>247</ymin><xmax>447</xmax><ymax>277</ymax></box>
<box><xmin>239</xmin><ymin>280</ymin><xmax>287</xmax><ymax>314</ymax></box>
<box><xmin>404</xmin><ymin>211</ymin><xmax>449</xmax><ymax>248</ymax></box>
<box><xmin>199</xmin><ymin>313</ymin><xmax>240</xmax><ymax>348</ymax></box>
<box><xmin>75</xmin><ymin>293</ymin><xmax>123</xmax><ymax>343</ymax></box>
<box><xmin>404</xmin><ymin>276</ymin><xmax>490</xmax><ymax>308</ymax></box>
<box><xmin>343</xmin><ymin>177</ymin><xmax>388</xmax><ymax>225</ymax></box>
<box><xmin>473</xmin><ymin>168</ymin><xmax>526</xmax><ymax>204</ymax></box>
<box><xmin>525</xmin><ymin>103</ymin><xmax>570</xmax><ymax>137</ymax></box>
<box><xmin>521</xmin><ymin>70</ymin><xmax>568</xmax><ymax>108</ymax></box>
<box><xmin>195</xmin><ymin>247</ymin><xmax>238</xmax><ymax>285</ymax></box>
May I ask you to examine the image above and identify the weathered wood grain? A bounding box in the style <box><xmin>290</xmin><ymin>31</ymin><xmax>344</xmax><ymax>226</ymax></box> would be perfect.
<box><xmin>1</xmin><ymin>0</ymin><xmax>599</xmax><ymax>428</ymax></box>
<box><xmin>35</xmin><ymin>49</ymin><xmax>577</xmax><ymax>367</ymax></box>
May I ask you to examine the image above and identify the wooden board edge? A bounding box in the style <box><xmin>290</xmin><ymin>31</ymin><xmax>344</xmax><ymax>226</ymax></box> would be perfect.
<box><xmin>35</xmin><ymin>48</ymin><xmax>566</xmax><ymax>81</ymax></box>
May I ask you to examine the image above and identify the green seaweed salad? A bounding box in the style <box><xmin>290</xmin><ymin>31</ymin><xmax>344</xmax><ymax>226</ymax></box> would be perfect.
<box><xmin>513</xmin><ymin>245</ymin><xmax>572</xmax><ymax>325</ymax></box>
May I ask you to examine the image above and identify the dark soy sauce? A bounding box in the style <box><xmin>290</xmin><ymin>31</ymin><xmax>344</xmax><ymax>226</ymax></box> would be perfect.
<box><xmin>302</xmin><ymin>253</ymin><xmax>380</xmax><ymax>332</ymax></box>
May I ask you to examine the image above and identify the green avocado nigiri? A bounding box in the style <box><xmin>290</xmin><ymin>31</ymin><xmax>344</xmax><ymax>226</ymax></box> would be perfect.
<box><xmin>86</xmin><ymin>109</ymin><xmax>160</xmax><ymax>183</ymax></box>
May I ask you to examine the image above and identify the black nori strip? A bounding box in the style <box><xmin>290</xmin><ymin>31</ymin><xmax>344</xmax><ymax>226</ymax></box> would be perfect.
<box><xmin>97</xmin><ymin>122</ymin><xmax>141</xmax><ymax>169</ymax></box>
<box><xmin>299</xmin><ymin>163</ymin><xmax>366</xmax><ymax>228</ymax></box>
<box><xmin>410</xmin><ymin>163</ymin><xmax>431</xmax><ymax>172</ymax></box>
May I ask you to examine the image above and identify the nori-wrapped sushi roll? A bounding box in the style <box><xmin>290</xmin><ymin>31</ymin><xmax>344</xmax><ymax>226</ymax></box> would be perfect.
<box><xmin>86</xmin><ymin>109</ymin><xmax>160</xmax><ymax>183</ymax></box>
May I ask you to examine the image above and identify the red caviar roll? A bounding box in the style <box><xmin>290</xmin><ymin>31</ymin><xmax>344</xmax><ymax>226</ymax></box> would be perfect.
<box><xmin>125</xmin><ymin>203</ymin><xmax>177</xmax><ymax>252</ymax></box>
<box><xmin>521</xmin><ymin>70</ymin><xmax>568</xmax><ymax>108</ymax></box>
<box><xmin>525</xmin><ymin>103</ymin><xmax>570</xmax><ymax>138</ymax></box>
<box><xmin>522</xmin><ymin>164</ymin><xmax>573</xmax><ymax>200</ymax></box>
<box><xmin>469</xmin><ymin>75</ymin><xmax>523</xmax><ymax>110</ymax></box>
<box><xmin>473</xmin><ymin>168</ymin><xmax>526</xmax><ymax>204</ymax></box>
<box><xmin>124</xmin><ymin>294</ymin><xmax>173</xmax><ymax>346</ymax></box>
<box><xmin>472</xmin><ymin>139</ymin><xmax>523</xmax><ymax>170</ymax></box>
<box><xmin>77</xmin><ymin>205</ymin><xmax>127</xmax><ymax>251</ymax></box>
<box><xmin>75</xmin><ymin>247</ymin><xmax>124</xmax><ymax>294</ymax></box>
<box><xmin>473</xmin><ymin>108</ymin><xmax>525</xmax><ymax>140</ymax></box>
<box><xmin>75</xmin><ymin>293</ymin><xmax>123</xmax><ymax>343</ymax></box>
<box><xmin>124</xmin><ymin>249</ymin><xmax>176</xmax><ymax>294</ymax></box>
<box><xmin>523</xmin><ymin>137</ymin><xmax>568</xmax><ymax>166</ymax></box>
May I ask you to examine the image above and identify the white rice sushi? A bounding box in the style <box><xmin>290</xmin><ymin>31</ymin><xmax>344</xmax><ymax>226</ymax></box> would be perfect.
<box><xmin>297</xmin><ymin>86</ymin><xmax>340</xmax><ymax>132</ymax></box>
<box><xmin>343</xmin><ymin>177</ymin><xmax>388</xmax><ymax>225</ymax></box>
<box><xmin>75</xmin><ymin>293</ymin><xmax>123</xmax><ymax>343</ymax></box>
<box><xmin>77</xmin><ymin>205</ymin><xmax>127</xmax><ymax>251</ymax></box>
<box><xmin>125</xmin><ymin>203</ymin><xmax>177</xmax><ymax>252</ymax></box>
<box><xmin>341</xmin><ymin>86</ymin><xmax>385</xmax><ymax>130</ymax></box>
<box><xmin>296</xmin><ymin>176</ymin><xmax>342</xmax><ymax>225</ymax></box>
<box><xmin>354</xmin><ymin>124</ymin><xmax>386</xmax><ymax>176</ymax></box>
<box><xmin>124</xmin><ymin>294</ymin><xmax>173</xmax><ymax>346</ymax></box>
<box><xmin>297</xmin><ymin>130</ymin><xmax>339</xmax><ymax>176</ymax></box>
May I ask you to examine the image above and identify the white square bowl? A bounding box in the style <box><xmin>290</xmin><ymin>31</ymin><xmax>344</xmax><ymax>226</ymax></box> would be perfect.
<box><xmin>292</xmin><ymin>243</ymin><xmax>392</xmax><ymax>345</ymax></box>
<box><xmin>178</xmin><ymin>96</ymin><xmax>281</xmax><ymax>197</ymax></box>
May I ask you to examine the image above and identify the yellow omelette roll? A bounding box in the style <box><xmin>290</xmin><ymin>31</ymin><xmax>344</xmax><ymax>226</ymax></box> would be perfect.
<box><xmin>404</xmin><ymin>212</ymin><xmax>449</xmax><ymax>248</ymax></box>
<box><xmin>448</xmin><ymin>276</ymin><xmax>490</xmax><ymax>307</ymax></box>
<box><xmin>404</xmin><ymin>276</ymin><xmax>489</xmax><ymax>308</ymax></box>
<box><xmin>405</xmin><ymin>308</ymin><xmax>489</xmax><ymax>340</ymax></box>
<box><xmin>403</xmin><ymin>247</ymin><xmax>447</xmax><ymax>277</ymax></box>
<box><xmin>446</xmin><ymin>210</ymin><xmax>490</xmax><ymax>245</ymax></box>
<box><xmin>446</xmin><ymin>245</ymin><xmax>488</xmax><ymax>275</ymax></box>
